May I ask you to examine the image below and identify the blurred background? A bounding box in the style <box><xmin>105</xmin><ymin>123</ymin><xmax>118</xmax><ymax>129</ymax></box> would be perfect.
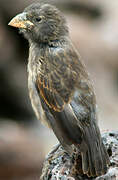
<box><xmin>0</xmin><ymin>0</ymin><xmax>118</xmax><ymax>179</ymax></box>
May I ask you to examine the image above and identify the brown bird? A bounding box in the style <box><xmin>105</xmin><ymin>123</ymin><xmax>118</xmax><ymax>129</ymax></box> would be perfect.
<box><xmin>8</xmin><ymin>3</ymin><xmax>110</xmax><ymax>177</ymax></box>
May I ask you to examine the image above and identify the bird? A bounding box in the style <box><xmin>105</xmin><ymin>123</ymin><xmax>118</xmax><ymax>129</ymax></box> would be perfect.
<box><xmin>8</xmin><ymin>3</ymin><xmax>110</xmax><ymax>177</ymax></box>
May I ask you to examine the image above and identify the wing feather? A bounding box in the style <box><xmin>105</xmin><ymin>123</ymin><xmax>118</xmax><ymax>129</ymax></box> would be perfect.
<box><xmin>36</xmin><ymin>46</ymin><xmax>95</xmax><ymax>122</ymax></box>
<box><xmin>36</xmin><ymin>47</ymin><xmax>78</xmax><ymax>111</ymax></box>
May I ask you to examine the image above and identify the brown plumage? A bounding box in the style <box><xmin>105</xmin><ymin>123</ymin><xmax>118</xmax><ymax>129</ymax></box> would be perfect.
<box><xmin>8</xmin><ymin>3</ymin><xmax>110</xmax><ymax>177</ymax></box>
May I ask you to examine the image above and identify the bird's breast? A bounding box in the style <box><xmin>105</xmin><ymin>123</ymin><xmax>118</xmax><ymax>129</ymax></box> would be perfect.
<box><xmin>27</xmin><ymin>48</ymin><xmax>50</xmax><ymax>127</ymax></box>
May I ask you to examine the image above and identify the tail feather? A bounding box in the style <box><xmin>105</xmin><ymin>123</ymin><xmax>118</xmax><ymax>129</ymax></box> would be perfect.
<box><xmin>81</xmin><ymin>151</ymin><xmax>89</xmax><ymax>174</ymax></box>
<box><xmin>88</xmin><ymin>150</ymin><xmax>96</xmax><ymax>176</ymax></box>
<box><xmin>80</xmin><ymin>122</ymin><xmax>110</xmax><ymax>177</ymax></box>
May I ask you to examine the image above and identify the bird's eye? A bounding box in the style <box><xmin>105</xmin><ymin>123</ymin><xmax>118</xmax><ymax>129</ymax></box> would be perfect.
<box><xmin>35</xmin><ymin>17</ymin><xmax>42</xmax><ymax>22</ymax></box>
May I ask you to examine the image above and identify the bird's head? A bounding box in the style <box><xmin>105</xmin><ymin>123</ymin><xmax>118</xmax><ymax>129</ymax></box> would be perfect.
<box><xmin>8</xmin><ymin>3</ymin><xmax>68</xmax><ymax>43</ymax></box>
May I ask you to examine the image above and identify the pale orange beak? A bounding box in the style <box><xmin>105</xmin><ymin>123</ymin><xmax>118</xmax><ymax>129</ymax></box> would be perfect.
<box><xmin>8</xmin><ymin>12</ymin><xmax>34</xmax><ymax>29</ymax></box>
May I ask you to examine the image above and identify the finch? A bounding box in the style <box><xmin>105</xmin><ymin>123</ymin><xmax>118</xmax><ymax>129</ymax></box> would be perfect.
<box><xmin>8</xmin><ymin>3</ymin><xmax>110</xmax><ymax>177</ymax></box>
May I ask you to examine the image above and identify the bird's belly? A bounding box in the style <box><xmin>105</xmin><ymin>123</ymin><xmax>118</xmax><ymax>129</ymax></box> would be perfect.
<box><xmin>28</xmin><ymin>71</ymin><xmax>50</xmax><ymax>127</ymax></box>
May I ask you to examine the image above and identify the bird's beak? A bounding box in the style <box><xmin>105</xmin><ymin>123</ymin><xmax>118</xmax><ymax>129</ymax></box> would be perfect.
<box><xmin>8</xmin><ymin>12</ymin><xmax>34</xmax><ymax>29</ymax></box>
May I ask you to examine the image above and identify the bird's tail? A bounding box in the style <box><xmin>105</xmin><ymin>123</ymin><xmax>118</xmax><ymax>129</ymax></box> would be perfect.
<box><xmin>80</xmin><ymin>123</ymin><xmax>110</xmax><ymax>177</ymax></box>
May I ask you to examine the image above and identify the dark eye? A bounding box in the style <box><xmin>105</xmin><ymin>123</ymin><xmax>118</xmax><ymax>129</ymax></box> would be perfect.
<box><xmin>36</xmin><ymin>17</ymin><xmax>42</xmax><ymax>22</ymax></box>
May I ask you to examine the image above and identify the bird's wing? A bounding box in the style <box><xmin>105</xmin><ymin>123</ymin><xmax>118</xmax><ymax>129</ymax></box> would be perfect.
<box><xmin>36</xmin><ymin>46</ymin><xmax>96</xmax><ymax>125</ymax></box>
<box><xmin>36</xmin><ymin>47</ymin><xmax>78</xmax><ymax>112</ymax></box>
